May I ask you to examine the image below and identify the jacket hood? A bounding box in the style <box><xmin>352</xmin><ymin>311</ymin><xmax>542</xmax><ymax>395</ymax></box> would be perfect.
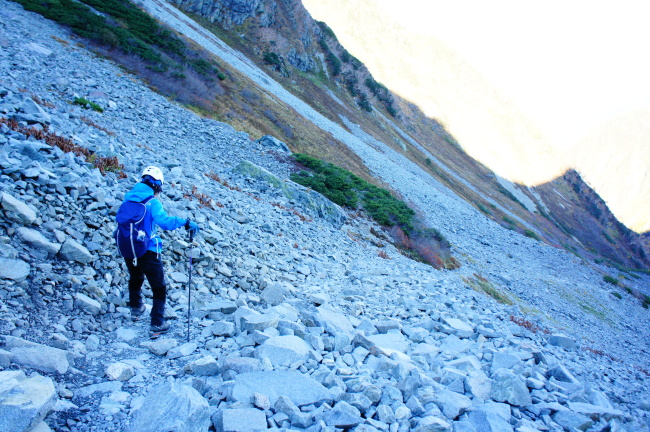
<box><xmin>124</xmin><ymin>182</ymin><xmax>155</xmax><ymax>202</ymax></box>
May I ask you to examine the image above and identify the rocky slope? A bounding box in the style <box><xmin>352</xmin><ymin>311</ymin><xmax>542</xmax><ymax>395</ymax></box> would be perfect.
<box><xmin>1</xmin><ymin>2</ymin><xmax>650</xmax><ymax>432</ymax></box>
<box><xmin>160</xmin><ymin>0</ymin><xmax>649</xmax><ymax>270</ymax></box>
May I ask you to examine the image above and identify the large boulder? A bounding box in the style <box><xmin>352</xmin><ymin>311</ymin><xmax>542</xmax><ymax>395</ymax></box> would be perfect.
<box><xmin>255</xmin><ymin>135</ymin><xmax>291</xmax><ymax>154</ymax></box>
<box><xmin>234</xmin><ymin>160</ymin><xmax>347</xmax><ymax>228</ymax></box>
<box><xmin>232</xmin><ymin>371</ymin><xmax>332</xmax><ymax>407</ymax></box>
<box><xmin>490</xmin><ymin>369</ymin><xmax>531</xmax><ymax>407</ymax></box>
<box><xmin>214</xmin><ymin>408</ymin><xmax>268</xmax><ymax>432</ymax></box>
<box><xmin>5</xmin><ymin>336</ymin><xmax>70</xmax><ymax>374</ymax></box>
<box><xmin>0</xmin><ymin>192</ymin><xmax>37</xmax><ymax>225</ymax></box>
<box><xmin>128</xmin><ymin>379</ymin><xmax>210</xmax><ymax>432</ymax></box>
<box><xmin>466</xmin><ymin>402</ymin><xmax>513</xmax><ymax>432</ymax></box>
<box><xmin>255</xmin><ymin>335</ymin><xmax>317</xmax><ymax>367</ymax></box>
<box><xmin>58</xmin><ymin>238</ymin><xmax>93</xmax><ymax>264</ymax></box>
<box><xmin>0</xmin><ymin>370</ymin><xmax>57</xmax><ymax>432</ymax></box>
<box><xmin>15</xmin><ymin>227</ymin><xmax>60</xmax><ymax>257</ymax></box>
<box><xmin>0</xmin><ymin>258</ymin><xmax>30</xmax><ymax>281</ymax></box>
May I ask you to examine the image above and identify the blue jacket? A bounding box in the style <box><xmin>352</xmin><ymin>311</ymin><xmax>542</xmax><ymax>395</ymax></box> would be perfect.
<box><xmin>123</xmin><ymin>182</ymin><xmax>186</xmax><ymax>254</ymax></box>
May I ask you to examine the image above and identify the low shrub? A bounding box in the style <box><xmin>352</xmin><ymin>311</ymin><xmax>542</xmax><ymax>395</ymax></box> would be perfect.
<box><xmin>73</xmin><ymin>97</ymin><xmax>103</xmax><ymax>113</ymax></box>
<box><xmin>524</xmin><ymin>229</ymin><xmax>540</xmax><ymax>241</ymax></box>
<box><xmin>603</xmin><ymin>275</ymin><xmax>618</xmax><ymax>286</ymax></box>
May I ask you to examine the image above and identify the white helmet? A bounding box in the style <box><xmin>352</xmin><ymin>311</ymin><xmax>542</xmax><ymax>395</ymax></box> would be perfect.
<box><xmin>141</xmin><ymin>166</ymin><xmax>164</xmax><ymax>184</ymax></box>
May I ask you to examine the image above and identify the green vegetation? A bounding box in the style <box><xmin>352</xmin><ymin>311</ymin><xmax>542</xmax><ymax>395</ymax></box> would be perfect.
<box><xmin>13</xmin><ymin>0</ymin><xmax>179</xmax><ymax>64</ymax></box>
<box><xmin>612</xmin><ymin>292</ymin><xmax>622</xmax><ymax>299</ymax></box>
<box><xmin>643</xmin><ymin>295</ymin><xmax>650</xmax><ymax>309</ymax></box>
<box><xmin>465</xmin><ymin>274</ymin><xmax>513</xmax><ymax>305</ymax></box>
<box><xmin>502</xmin><ymin>216</ymin><xmax>516</xmax><ymax>230</ymax></box>
<box><xmin>263</xmin><ymin>51</ymin><xmax>283</xmax><ymax>71</ymax></box>
<box><xmin>524</xmin><ymin>229</ymin><xmax>540</xmax><ymax>241</ymax></box>
<box><xmin>13</xmin><ymin>0</ymin><xmax>224</xmax><ymax>80</ymax></box>
<box><xmin>291</xmin><ymin>153</ymin><xmax>414</xmax><ymax>231</ymax></box>
<box><xmin>73</xmin><ymin>97</ymin><xmax>103</xmax><ymax>113</ymax></box>
<box><xmin>364</xmin><ymin>77</ymin><xmax>398</xmax><ymax>117</ymax></box>
<box><xmin>477</xmin><ymin>202</ymin><xmax>492</xmax><ymax>215</ymax></box>
<box><xmin>603</xmin><ymin>275</ymin><xmax>619</xmax><ymax>286</ymax></box>
<box><xmin>496</xmin><ymin>183</ymin><xmax>527</xmax><ymax>209</ymax></box>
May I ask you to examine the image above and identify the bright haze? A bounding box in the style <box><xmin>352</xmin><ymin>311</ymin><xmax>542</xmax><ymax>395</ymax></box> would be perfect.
<box><xmin>302</xmin><ymin>0</ymin><xmax>650</xmax><ymax>233</ymax></box>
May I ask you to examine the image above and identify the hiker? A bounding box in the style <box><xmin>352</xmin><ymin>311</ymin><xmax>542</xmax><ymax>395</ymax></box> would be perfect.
<box><xmin>115</xmin><ymin>166</ymin><xmax>199</xmax><ymax>337</ymax></box>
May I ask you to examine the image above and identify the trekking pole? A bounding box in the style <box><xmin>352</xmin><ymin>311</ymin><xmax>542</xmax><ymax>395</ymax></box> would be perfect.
<box><xmin>187</xmin><ymin>230</ymin><xmax>194</xmax><ymax>342</ymax></box>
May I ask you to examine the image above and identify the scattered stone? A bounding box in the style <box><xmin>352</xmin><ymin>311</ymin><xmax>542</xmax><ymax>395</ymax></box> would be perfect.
<box><xmin>232</xmin><ymin>371</ymin><xmax>332</xmax><ymax>407</ymax></box>
<box><xmin>490</xmin><ymin>369</ymin><xmax>532</xmax><ymax>407</ymax></box>
<box><xmin>216</xmin><ymin>408</ymin><xmax>268</xmax><ymax>432</ymax></box>
<box><xmin>105</xmin><ymin>362</ymin><xmax>135</xmax><ymax>381</ymax></box>
<box><xmin>128</xmin><ymin>379</ymin><xmax>210</xmax><ymax>432</ymax></box>
<box><xmin>149</xmin><ymin>338</ymin><xmax>178</xmax><ymax>356</ymax></box>
<box><xmin>0</xmin><ymin>191</ymin><xmax>37</xmax><ymax>225</ymax></box>
<box><xmin>0</xmin><ymin>257</ymin><xmax>30</xmax><ymax>281</ymax></box>
<box><xmin>0</xmin><ymin>371</ymin><xmax>57</xmax><ymax>432</ymax></box>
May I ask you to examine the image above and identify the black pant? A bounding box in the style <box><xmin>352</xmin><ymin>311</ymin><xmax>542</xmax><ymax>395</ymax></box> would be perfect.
<box><xmin>125</xmin><ymin>251</ymin><xmax>166</xmax><ymax>326</ymax></box>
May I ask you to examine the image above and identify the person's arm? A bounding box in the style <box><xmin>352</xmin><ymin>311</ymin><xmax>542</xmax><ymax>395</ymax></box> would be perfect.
<box><xmin>149</xmin><ymin>199</ymin><xmax>187</xmax><ymax>231</ymax></box>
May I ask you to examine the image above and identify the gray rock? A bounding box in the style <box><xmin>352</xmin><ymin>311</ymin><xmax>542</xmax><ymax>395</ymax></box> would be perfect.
<box><xmin>465</xmin><ymin>370</ymin><xmax>492</xmax><ymax>399</ymax></box>
<box><xmin>552</xmin><ymin>410</ymin><xmax>594</xmax><ymax>431</ymax></box>
<box><xmin>216</xmin><ymin>408</ymin><xmax>268</xmax><ymax>432</ymax></box>
<box><xmin>0</xmin><ymin>370</ymin><xmax>57</xmax><ymax>432</ymax></box>
<box><xmin>441</xmin><ymin>318</ymin><xmax>474</xmax><ymax>338</ymax></box>
<box><xmin>232</xmin><ymin>371</ymin><xmax>331</xmax><ymax>407</ymax></box>
<box><xmin>260</xmin><ymin>283</ymin><xmax>288</xmax><ymax>306</ymax></box>
<box><xmin>255</xmin><ymin>335</ymin><xmax>317</xmax><ymax>367</ymax></box>
<box><xmin>466</xmin><ymin>402</ymin><xmax>513</xmax><ymax>432</ymax></box>
<box><xmin>149</xmin><ymin>338</ymin><xmax>178</xmax><ymax>356</ymax></box>
<box><xmin>189</xmin><ymin>356</ymin><xmax>219</xmax><ymax>376</ymax></box>
<box><xmin>0</xmin><ymin>258</ymin><xmax>30</xmax><ymax>281</ymax></box>
<box><xmin>223</xmin><ymin>356</ymin><xmax>263</xmax><ymax>374</ymax></box>
<box><xmin>314</xmin><ymin>306</ymin><xmax>355</xmax><ymax>336</ymax></box>
<box><xmin>366</xmin><ymin>332</ymin><xmax>409</xmax><ymax>356</ymax></box>
<box><xmin>128</xmin><ymin>379</ymin><xmax>210</xmax><ymax>432</ymax></box>
<box><xmin>105</xmin><ymin>362</ymin><xmax>135</xmax><ymax>381</ymax></box>
<box><xmin>548</xmin><ymin>334</ymin><xmax>576</xmax><ymax>350</ymax></box>
<box><xmin>16</xmin><ymin>227</ymin><xmax>61</xmax><ymax>256</ymax></box>
<box><xmin>547</xmin><ymin>364</ymin><xmax>579</xmax><ymax>384</ymax></box>
<box><xmin>490</xmin><ymin>369</ymin><xmax>531</xmax><ymax>407</ymax></box>
<box><xmin>322</xmin><ymin>401</ymin><xmax>363</xmax><ymax>428</ymax></box>
<box><xmin>75</xmin><ymin>293</ymin><xmax>101</xmax><ymax>315</ymax></box>
<box><xmin>167</xmin><ymin>342</ymin><xmax>197</xmax><ymax>359</ymax></box>
<box><xmin>412</xmin><ymin>416</ymin><xmax>452</xmax><ymax>432</ymax></box>
<box><xmin>0</xmin><ymin>349</ymin><xmax>13</xmax><ymax>368</ymax></box>
<box><xmin>5</xmin><ymin>336</ymin><xmax>70</xmax><ymax>374</ymax></box>
<box><xmin>567</xmin><ymin>402</ymin><xmax>624</xmax><ymax>421</ymax></box>
<box><xmin>434</xmin><ymin>389</ymin><xmax>472</xmax><ymax>420</ymax></box>
<box><xmin>58</xmin><ymin>238</ymin><xmax>93</xmax><ymax>263</ymax></box>
<box><xmin>211</xmin><ymin>321</ymin><xmax>236</xmax><ymax>337</ymax></box>
<box><xmin>490</xmin><ymin>352</ymin><xmax>521</xmax><ymax>374</ymax></box>
<box><xmin>0</xmin><ymin>192</ymin><xmax>37</xmax><ymax>225</ymax></box>
<box><xmin>256</xmin><ymin>135</ymin><xmax>291</xmax><ymax>154</ymax></box>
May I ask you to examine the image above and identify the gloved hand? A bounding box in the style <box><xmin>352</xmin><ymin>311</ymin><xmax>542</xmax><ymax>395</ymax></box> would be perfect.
<box><xmin>185</xmin><ymin>220</ymin><xmax>200</xmax><ymax>235</ymax></box>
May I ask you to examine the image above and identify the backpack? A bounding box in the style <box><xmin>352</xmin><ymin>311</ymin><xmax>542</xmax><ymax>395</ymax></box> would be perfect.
<box><xmin>114</xmin><ymin>196</ymin><xmax>154</xmax><ymax>264</ymax></box>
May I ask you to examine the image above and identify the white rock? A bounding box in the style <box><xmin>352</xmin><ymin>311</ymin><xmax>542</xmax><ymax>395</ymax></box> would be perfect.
<box><xmin>106</xmin><ymin>362</ymin><xmax>135</xmax><ymax>381</ymax></box>
<box><xmin>0</xmin><ymin>370</ymin><xmax>57</xmax><ymax>432</ymax></box>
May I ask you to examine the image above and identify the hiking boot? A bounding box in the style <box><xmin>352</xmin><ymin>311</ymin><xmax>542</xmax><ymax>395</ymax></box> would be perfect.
<box><xmin>149</xmin><ymin>321</ymin><xmax>171</xmax><ymax>339</ymax></box>
<box><xmin>130</xmin><ymin>304</ymin><xmax>146</xmax><ymax>321</ymax></box>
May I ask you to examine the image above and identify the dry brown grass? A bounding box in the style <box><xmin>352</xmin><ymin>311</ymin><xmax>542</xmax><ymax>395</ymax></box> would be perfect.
<box><xmin>0</xmin><ymin>117</ymin><xmax>126</xmax><ymax>177</ymax></box>
<box><xmin>509</xmin><ymin>315</ymin><xmax>550</xmax><ymax>335</ymax></box>
<box><xmin>81</xmin><ymin>117</ymin><xmax>116</xmax><ymax>136</ymax></box>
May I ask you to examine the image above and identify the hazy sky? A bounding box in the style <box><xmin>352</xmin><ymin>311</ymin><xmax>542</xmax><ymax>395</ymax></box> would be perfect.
<box><xmin>377</xmin><ymin>0</ymin><xmax>650</xmax><ymax>148</ymax></box>
<box><xmin>303</xmin><ymin>0</ymin><xmax>650</xmax><ymax>232</ymax></box>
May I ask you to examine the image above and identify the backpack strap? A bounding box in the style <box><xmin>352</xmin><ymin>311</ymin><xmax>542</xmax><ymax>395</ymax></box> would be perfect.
<box><xmin>132</xmin><ymin>196</ymin><xmax>155</xmax><ymax>266</ymax></box>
